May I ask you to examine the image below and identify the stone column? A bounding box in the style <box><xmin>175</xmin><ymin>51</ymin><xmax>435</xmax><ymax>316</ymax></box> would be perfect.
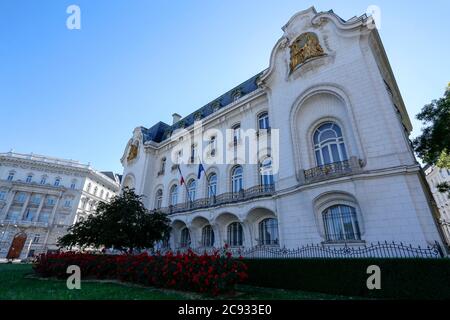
<box><xmin>34</xmin><ymin>194</ymin><xmax>45</xmax><ymax>222</ymax></box>
<box><xmin>49</xmin><ymin>193</ymin><xmax>62</xmax><ymax>225</ymax></box>
<box><xmin>19</xmin><ymin>192</ymin><xmax>32</xmax><ymax>220</ymax></box>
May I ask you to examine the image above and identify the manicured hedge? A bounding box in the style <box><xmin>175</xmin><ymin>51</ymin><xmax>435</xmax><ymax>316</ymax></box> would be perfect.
<box><xmin>242</xmin><ymin>258</ymin><xmax>450</xmax><ymax>299</ymax></box>
<box><xmin>33</xmin><ymin>250</ymin><xmax>248</xmax><ymax>296</ymax></box>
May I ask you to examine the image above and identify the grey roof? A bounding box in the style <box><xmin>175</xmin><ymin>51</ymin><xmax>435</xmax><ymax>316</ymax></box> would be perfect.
<box><xmin>141</xmin><ymin>71</ymin><xmax>264</xmax><ymax>144</ymax></box>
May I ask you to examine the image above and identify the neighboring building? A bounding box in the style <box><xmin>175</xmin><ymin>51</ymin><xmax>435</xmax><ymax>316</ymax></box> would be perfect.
<box><xmin>120</xmin><ymin>7</ymin><xmax>445</xmax><ymax>251</ymax></box>
<box><xmin>425</xmin><ymin>164</ymin><xmax>450</xmax><ymax>244</ymax></box>
<box><xmin>0</xmin><ymin>151</ymin><xmax>120</xmax><ymax>260</ymax></box>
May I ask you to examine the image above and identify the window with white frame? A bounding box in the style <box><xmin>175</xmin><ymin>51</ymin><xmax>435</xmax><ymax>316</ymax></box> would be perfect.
<box><xmin>39</xmin><ymin>212</ymin><xmax>50</xmax><ymax>223</ymax></box>
<box><xmin>54</xmin><ymin>178</ymin><xmax>61</xmax><ymax>187</ymax></box>
<box><xmin>160</xmin><ymin>157</ymin><xmax>166</xmax><ymax>173</ymax></box>
<box><xmin>155</xmin><ymin>189</ymin><xmax>163</xmax><ymax>209</ymax></box>
<box><xmin>180</xmin><ymin>227</ymin><xmax>191</xmax><ymax>248</ymax></box>
<box><xmin>322</xmin><ymin>204</ymin><xmax>361</xmax><ymax>242</ymax></box>
<box><xmin>70</xmin><ymin>180</ymin><xmax>77</xmax><ymax>190</ymax></box>
<box><xmin>30</xmin><ymin>194</ymin><xmax>41</xmax><ymax>205</ymax></box>
<box><xmin>26</xmin><ymin>174</ymin><xmax>33</xmax><ymax>183</ymax></box>
<box><xmin>209</xmin><ymin>136</ymin><xmax>217</xmax><ymax>156</ymax></box>
<box><xmin>86</xmin><ymin>183</ymin><xmax>91</xmax><ymax>193</ymax></box>
<box><xmin>64</xmin><ymin>199</ymin><xmax>72</xmax><ymax>208</ymax></box>
<box><xmin>187</xmin><ymin>179</ymin><xmax>196</xmax><ymax>202</ymax></box>
<box><xmin>201</xmin><ymin>225</ymin><xmax>214</xmax><ymax>247</ymax></box>
<box><xmin>33</xmin><ymin>234</ymin><xmax>40</xmax><ymax>243</ymax></box>
<box><xmin>0</xmin><ymin>191</ymin><xmax>7</xmax><ymax>201</ymax></box>
<box><xmin>25</xmin><ymin>209</ymin><xmax>36</xmax><ymax>221</ymax></box>
<box><xmin>313</xmin><ymin>122</ymin><xmax>348</xmax><ymax>166</ymax></box>
<box><xmin>93</xmin><ymin>186</ymin><xmax>98</xmax><ymax>196</ymax></box>
<box><xmin>207</xmin><ymin>173</ymin><xmax>217</xmax><ymax>199</ymax></box>
<box><xmin>40</xmin><ymin>175</ymin><xmax>47</xmax><ymax>185</ymax></box>
<box><xmin>46</xmin><ymin>196</ymin><xmax>56</xmax><ymax>206</ymax></box>
<box><xmin>258</xmin><ymin>218</ymin><xmax>279</xmax><ymax>245</ymax></box>
<box><xmin>227</xmin><ymin>222</ymin><xmax>243</xmax><ymax>247</ymax></box>
<box><xmin>259</xmin><ymin>157</ymin><xmax>274</xmax><ymax>187</ymax></box>
<box><xmin>258</xmin><ymin>112</ymin><xmax>270</xmax><ymax>130</ymax></box>
<box><xmin>7</xmin><ymin>171</ymin><xmax>15</xmax><ymax>181</ymax></box>
<box><xmin>232</xmin><ymin>124</ymin><xmax>241</xmax><ymax>143</ymax></box>
<box><xmin>231</xmin><ymin>166</ymin><xmax>243</xmax><ymax>194</ymax></box>
<box><xmin>170</xmin><ymin>185</ymin><xmax>178</xmax><ymax>206</ymax></box>
<box><xmin>15</xmin><ymin>192</ymin><xmax>26</xmax><ymax>203</ymax></box>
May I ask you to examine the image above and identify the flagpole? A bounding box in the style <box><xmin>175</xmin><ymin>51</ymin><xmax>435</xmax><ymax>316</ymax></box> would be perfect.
<box><xmin>177</xmin><ymin>164</ymin><xmax>191</xmax><ymax>202</ymax></box>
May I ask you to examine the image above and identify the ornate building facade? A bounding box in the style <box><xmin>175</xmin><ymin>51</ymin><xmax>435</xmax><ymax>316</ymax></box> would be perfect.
<box><xmin>0</xmin><ymin>151</ymin><xmax>120</xmax><ymax>260</ymax></box>
<box><xmin>120</xmin><ymin>8</ymin><xmax>445</xmax><ymax>251</ymax></box>
<box><xmin>425</xmin><ymin>165</ymin><xmax>450</xmax><ymax>244</ymax></box>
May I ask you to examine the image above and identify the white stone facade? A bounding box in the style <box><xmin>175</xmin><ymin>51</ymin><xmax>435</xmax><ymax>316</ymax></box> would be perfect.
<box><xmin>425</xmin><ymin>165</ymin><xmax>450</xmax><ymax>243</ymax></box>
<box><xmin>120</xmin><ymin>8</ymin><xmax>445</xmax><ymax>251</ymax></box>
<box><xmin>0</xmin><ymin>152</ymin><xmax>120</xmax><ymax>260</ymax></box>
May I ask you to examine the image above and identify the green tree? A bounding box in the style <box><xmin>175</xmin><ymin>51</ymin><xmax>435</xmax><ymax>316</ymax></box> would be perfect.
<box><xmin>413</xmin><ymin>84</ymin><xmax>450</xmax><ymax>164</ymax></box>
<box><xmin>58</xmin><ymin>188</ymin><xmax>171</xmax><ymax>252</ymax></box>
<box><xmin>436</xmin><ymin>150</ymin><xmax>450</xmax><ymax>198</ymax></box>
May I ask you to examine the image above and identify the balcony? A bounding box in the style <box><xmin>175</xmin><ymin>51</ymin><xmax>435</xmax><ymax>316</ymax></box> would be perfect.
<box><xmin>0</xmin><ymin>219</ymin><xmax>49</xmax><ymax>228</ymax></box>
<box><xmin>151</xmin><ymin>184</ymin><xmax>275</xmax><ymax>215</ymax></box>
<box><xmin>302</xmin><ymin>157</ymin><xmax>363</xmax><ymax>184</ymax></box>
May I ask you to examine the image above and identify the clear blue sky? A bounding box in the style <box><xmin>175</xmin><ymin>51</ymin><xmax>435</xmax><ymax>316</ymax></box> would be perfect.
<box><xmin>1</xmin><ymin>0</ymin><xmax>449</xmax><ymax>173</ymax></box>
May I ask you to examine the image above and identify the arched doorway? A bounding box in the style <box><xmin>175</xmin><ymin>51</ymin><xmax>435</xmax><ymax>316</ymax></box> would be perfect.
<box><xmin>6</xmin><ymin>232</ymin><xmax>27</xmax><ymax>260</ymax></box>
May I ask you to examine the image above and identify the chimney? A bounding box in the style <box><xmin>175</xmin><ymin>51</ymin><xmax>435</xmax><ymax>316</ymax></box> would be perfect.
<box><xmin>172</xmin><ymin>113</ymin><xmax>182</xmax><ymax>124</ymax></box>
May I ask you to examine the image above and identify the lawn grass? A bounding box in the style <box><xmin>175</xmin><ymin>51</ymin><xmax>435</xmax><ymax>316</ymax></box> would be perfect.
<box><xmin>0</xmin><ymin>263</ymin><xmax>352</xmax><ymax>300</ymax></box>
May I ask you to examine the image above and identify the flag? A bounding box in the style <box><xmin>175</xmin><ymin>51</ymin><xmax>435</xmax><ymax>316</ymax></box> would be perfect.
<box><xmin>197</xmin><ymin>162</ymin><xmax>205</xmax><ymax>180</ymax></box>
<box><xmin>177</xmin><ymin>165</ymin><xmax>185</xmax><ymax>185</ymax></box>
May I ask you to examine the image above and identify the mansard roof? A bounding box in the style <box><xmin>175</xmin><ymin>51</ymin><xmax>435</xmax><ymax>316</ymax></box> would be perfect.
<box><xmin>140</xmin><ymin>71</ymin><xmax>264</xmax><ymax>144</ymax></box>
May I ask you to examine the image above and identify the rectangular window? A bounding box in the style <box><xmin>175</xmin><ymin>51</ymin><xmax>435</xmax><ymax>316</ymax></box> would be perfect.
<box><xmin>64</xmin><ymin>200</ymin><xmax>72</xmax><ymax>208</ymax></box>
<box><xmin>0</xmin><ymin>191</ymin><xmax>6</xmax><ymax>201</ymax></box>
<box><xmin>46</xmin><ymin>197</ymin><xmax>55</xmax><ymax>206</ymax></box>
<box><xmin>26</xmin><ymin>175</ymin><xmax>33</xmax><ymax>183</ymax></box>
<box><xmin>39</xmin><ymin>213</ymin><xmax>50</xmax><ymax>223</ymax></box>
<box><xmin>7</xmin><ymin>173</ymin><xmax>14</xmax><ymax>181</ymax></box>
<box><xmin>70</xmin><ymin>183</ymin><xmax>76</xmax><ymax>190</ymax></box>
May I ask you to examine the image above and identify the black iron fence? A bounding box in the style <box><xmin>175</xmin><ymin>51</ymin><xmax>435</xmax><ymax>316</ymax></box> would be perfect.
<box><xmin>304</xmin><ymin>160</ymin><xmax>352</xmax><ymax>182</ymax></box>
<box><xmin>156</xmin><ymin>241</ymin><xmax>445</xmax><ymax>259</ymax></box>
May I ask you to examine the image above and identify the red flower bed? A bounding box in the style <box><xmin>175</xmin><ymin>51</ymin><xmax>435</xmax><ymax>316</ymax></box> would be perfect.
<box><xmin>33</xmin><ymin>249</ymin><xmax>248</xmax><ymax>295</ymax></box>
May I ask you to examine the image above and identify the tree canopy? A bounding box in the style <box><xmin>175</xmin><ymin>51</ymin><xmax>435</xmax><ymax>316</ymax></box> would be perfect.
<box><xmin>58</xmin><ymin>188</ymin><xmax>171</xmax><ymax>252</ymax></box>
<box><xmin>413</xmin><ymin>84</ymin><xmax>450</xmax><ymax>165</ymax></box>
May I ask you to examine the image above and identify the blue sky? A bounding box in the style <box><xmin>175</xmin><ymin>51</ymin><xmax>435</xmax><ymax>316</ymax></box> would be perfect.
<box><xmin>1</xmin><ymin>0</ymin><xmax>449</xmax><ymax>173</ymax></box>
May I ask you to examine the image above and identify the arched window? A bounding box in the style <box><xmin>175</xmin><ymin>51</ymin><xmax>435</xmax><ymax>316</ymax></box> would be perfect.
<box><xmin>231</xmin><ymin>166</ymin><xmax>243</xmax><ymax>194</ymax></box>
<box><xmin>207</xmin><ymin>173</ymin><xmax>217</xmax><ymax>199</ymax></box>
<box><xmin>313</xmin><ymin>122</ymin><xmax>348</xmax><ymax>166</ymax></box>
<box><xmin>258</xmin><ymin>112</ymin><xmax>270</xmax><ymax>130</ymax></box>
<box><xmin>170</xmin><ymin>185</ymin><xmax>178</xmax><ymax>206</ymax></box>
<box><xmin>180</xmin><ymin>227</ymin><xmax>191</xmax><ymax>248</ymax></box>
<box><xmin>322</xmin><ymin>205</ymin><xmax>361</xmax><ymax>242</ymax></box>
<box><xmin>259</xmin><ymin>157</ymin><xmax>274</xmax><ymax>188</ymax></box>
<box><xmin>258</xmin><ymin>218</ymin><xmax>279</xmax><ymax>245</ymax></box>
<box><xmin>201</xmin><ymin>225</ymin><xmax>215</xmax><ymax>247</ymax></box>
<box><xmin>187</xmin><ymin>179</ymin><xmax>196</xmax><ymax>202</ymax></box>
<box><xmin>227</xmin><ymin>222</ymin><xmax>243</xmax><ymax>247</ymax></box>
<box><xmin>155</xmin><ymin>189</ymin><xmax>163</xmax><ymax>209</ymax></box>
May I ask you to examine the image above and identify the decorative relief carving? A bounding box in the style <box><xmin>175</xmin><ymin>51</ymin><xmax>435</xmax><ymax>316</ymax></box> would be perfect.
<box><xmin>127</xmin><ymin>142</ymin><xmax>139</xmax><ymax>163</ymax></box>
<box><xmin>289</xmin><ymin>32</ymin><xmax>325</xmax><ymax>72</ymax></box>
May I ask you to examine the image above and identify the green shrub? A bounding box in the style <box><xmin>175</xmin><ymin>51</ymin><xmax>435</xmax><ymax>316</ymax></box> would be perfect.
<box><xmin>242</xmin><ymin>258</ymin><xmax>450</xmax><ymax>299</ymax></box>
